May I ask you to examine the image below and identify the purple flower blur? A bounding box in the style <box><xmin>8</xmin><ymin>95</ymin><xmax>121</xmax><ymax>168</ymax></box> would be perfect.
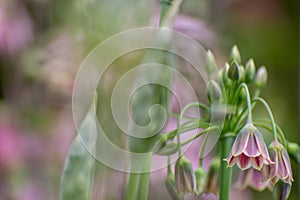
<box><xmin>235</xmin><ymin>167</ymin><xmax>270</xmax><ymax>191</ymax></box>
<box><xmin>225</xmin><ymin>124</ymin><xmax>273</xmax><ymax>170</ymax></box>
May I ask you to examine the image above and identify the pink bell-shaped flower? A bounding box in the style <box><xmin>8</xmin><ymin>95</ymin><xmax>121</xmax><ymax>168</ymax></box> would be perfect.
<box><xmin>225</xmin><ymin>123</ymin><xmax>273</xmax><ymax>170</ymax></box>
<box><xmin>269</xmin><ymin>140</ymin><xmax>293</xmax><ymax>185</ymax></box>
<box><xmin>234</xmin><ymin>167</ymin><xmax>270</xmax><ymax>191</ymax></box>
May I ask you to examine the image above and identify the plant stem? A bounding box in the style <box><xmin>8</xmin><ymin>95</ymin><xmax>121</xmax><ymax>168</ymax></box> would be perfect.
<box><xmin>137</xmin><ymin>154</ymin><xmax>152</xmax><ymax>200</ymax></box>
<box><xmin>126</xmin><ymin>1</ymin><xmax>184</xmax><ymax>199</ymax></box>
<box><xmin>219</xmin><ymin>136</ymin><xmax>234</xmax><ymax>200</ymax></box>
<box><xmin>238</xmin><ymin>83</ymin><xmax>253</xmax><ymax>123</ymax></box>
<box><xmin>252</xmin><ymin>97</ymin><xmax>278</xmax><ymax>141</ymax></box>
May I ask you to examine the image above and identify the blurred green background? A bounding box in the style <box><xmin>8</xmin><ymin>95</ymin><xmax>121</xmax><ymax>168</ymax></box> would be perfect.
<box><xmin>0</xmin><ymin>0</ymin><xmax>298</xmax><ymax>199</ymax></box>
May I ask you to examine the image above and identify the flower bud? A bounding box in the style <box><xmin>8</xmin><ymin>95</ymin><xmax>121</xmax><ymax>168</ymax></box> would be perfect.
<box><xmin>239</xmin><ymin>65</ymin><xmax>245</xmax><ymax>82</ymax></box>
<box><xmin>194</xmin><ymin>166</ymin><xmax>207</xmax><ymax>195</ymax></box>
<box><xmin>228</xmin><ymin>61</ymin><xmax>241</xmax><ymax>81</ymax></box>
<box><xmin>207</xmin><ymin>80</ymin><xmax>222</xmax><ymax>103</ymax></box>
<box><xmin>237</xmin><ymin>86</ymin><xmax>246</xmax><ymax>104</ymax></box>
<box><xmin>254</xmin><ymin>66</ymin><xmax>268</xmax><ymax>89</ymax></box>
<box><xmin>165</xmin><ymin>173</ymin><xmax>183</xmax><ymax>200</ymax></box>
<box><xmin>272</xmin><ymin>181</ymin><xmax>291</xmax><ymax>200</ymax></box>
<box><xmin>153</xmin><ymin>135</ymin><xmax>167</xmax><ymax>153</ymax></box>
<box><xmin>287</xmin><ymin>142</ymin><xmax>300</xmax><ymax>165</ymax></box>
<box><xmin>205</xmin><ymin>158</ymin><xmax>220</xmax><ymax>194</ymax></box>
<box><xmin>175</xmin><ymin>156</ymin><xmax>196</xmax><ymax>194</ymax></box>
<box><xmin>222</xmin><ymin>63</ymin><xmax>232</xmax><ymax>86</ymax></box>
<box><xmin>205</xmin><ymin>50</ymin><xmax>217</xmax><ymax>76</ymax></box>
<box><xmin>245</xmin><ymin>59</ymin><xmax>256</xmax><ymax>83</ymax></box>
<box><xmin>229</xmin><ymin>45</ymin><xmax>241</xmax><ymax>64</ymax></box>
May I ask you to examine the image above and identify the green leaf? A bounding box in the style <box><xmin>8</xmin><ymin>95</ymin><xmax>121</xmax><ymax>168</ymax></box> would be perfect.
<box><xmin>60</xmin><ymin>93</ymin><xmax>98</xmax><ymax>200</ymax></box>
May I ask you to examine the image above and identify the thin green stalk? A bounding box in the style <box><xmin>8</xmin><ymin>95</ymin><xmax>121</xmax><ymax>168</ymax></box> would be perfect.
<box><xmin>253</xmin><ymin>97</ymin><xmax>278</xmax><ymax>141</ymax></box>
<box><xmin>180</xmin><ymin>126</ymin><xmax>219</xmax><ymax>146</ymax></box>
<box><xmin>126</xmin><ymin>1</ymin><xmax>184</xmax><ymax>199</ymax></box>
<box><xmin>219</xmin><ymin>136</ymin><xmax>235</xmax><ymax>200</ymax></box>
<box><xmin>176</xmin><ymin>102</ymin><xmax>209</xmax><ymax>156</ymax></box>
<box><xmin>237</xmin><ymin>83</ymin><xmax>253</xmax><ymax>123</ymax></box>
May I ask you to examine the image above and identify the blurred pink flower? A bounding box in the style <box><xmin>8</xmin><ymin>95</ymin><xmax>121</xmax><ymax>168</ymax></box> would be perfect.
<box><xmin>225</xmin><ymin>124</ymin><xmax>273</xmax><ymax>170</ymax></box>
<box><xmin>0</xmin><ymin>124</ymin><xmax>23</xmax><ymax>169</ymax></box>
<box><xmin>0</xmin><ymin>2</ymin><xmax>33</xmax><ymax>56</ymax></box>
<box><xmin>199</xmin><ymin>192</ymin><xmax>218</xmax><ymax>200</ymax></box>
<box><xmin>234</xmin><ymin>167</ymin><xmax>270</xmax><ymax>191</ymax></box>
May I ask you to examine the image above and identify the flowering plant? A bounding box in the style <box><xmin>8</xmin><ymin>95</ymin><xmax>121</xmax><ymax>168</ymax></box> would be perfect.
<box><xmin>60</xmin><ymin>1</ymin><xmax>299</xmax><ymax>200</ymax></box>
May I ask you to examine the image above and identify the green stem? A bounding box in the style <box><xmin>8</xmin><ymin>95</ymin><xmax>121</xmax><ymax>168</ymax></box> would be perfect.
<box><xmin>237</xmin><ymin>83</ymin><xmax>253</xmax><ymax>123</ymax></box>
<box><xmin>252</xmin><ymin>97</ymin><xmax>278</xmax><ymax>141</ymax></box>
<box><xmin>126</xmin><ymin>1</ymin><xmax>184</xmax><ymax>199</ymax></box>
<box><xmin>176</xmin><ymin>102</ymin><xmax>209</xmax><ymax>156</ymax></box>
<box><xmin>180</xmin><ymin>126</ymin><xmax>219</xmax><ymax>146</ymax></box>
<box><xmin>219</xmin><ymin>136</ymin><xmax>235</xmax><ymax>200</ymax></box>
<box><xmin>137</xmin><ymin>154</ymin><xmax>152</xmax><ymax>200</ymax></box>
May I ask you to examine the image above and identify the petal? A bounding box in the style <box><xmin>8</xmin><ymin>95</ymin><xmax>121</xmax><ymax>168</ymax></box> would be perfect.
<box><xmin>232</xmin><ymin>127</ymin><xmax>250</xmax><ymax>156</ymax></box>
<box><xmin>281</xmin><ymin>149</ymin><xmax>294</xmax><ymax>183</ymax></box>
<box><xmin>226</xmin><ymin>155</ymin><xmax>237</xmax><ymax>167</ymax></box>
<box><xmin>237</xmin><ymin>154</ymin><xmax>251</xmax><ymax>170</ymax></box>
<box><xmin>244</xmin><ymin>132</ymin><xmax>260</xmax><ymax>157</ymax></box>
<box><xmin>251</xmin><ymin>156</ymin><xmax>264</xmax><ymax>170</ymax></box>
<box><xmin>253</xmin><ymin>129</ymin><xmax>271</xmax><ymax>159</ymax></box>
<box><xmin>269</xmin><ymin>150</ymin><xmax>278</xmax><ymax>180</ymax></box>
<box><xmin>277</xmin><ymin>153</ymin><xmax>288</xmax><ymax>181</ymax></box>
<box><xmin>251</xmin><ymin>169</ymin><xmax>269</xmax><ymax>191</ymax></box>
<box><xmin>234</xmin><ymin>168</ymin><xmax>252</xmax><ymax>190</ymax></box>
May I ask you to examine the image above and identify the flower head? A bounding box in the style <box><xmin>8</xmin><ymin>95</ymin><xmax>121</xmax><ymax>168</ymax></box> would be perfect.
<box><xmin>269</xmin><ymin>140</ymin><xmax>293</xmax><ymax>185</ymax></box>
<box><xmin>234</xmin><ymin>167</ymin><xmax>270</xmax><ymax>191</ymax></box>
<box><xmin>225</xmin><ymin>124</ymin><xmax>273</xmax><ymax>170</ymax></box>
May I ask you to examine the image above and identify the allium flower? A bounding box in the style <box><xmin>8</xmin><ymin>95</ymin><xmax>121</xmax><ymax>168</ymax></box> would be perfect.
<box><xmin>272</xmin><ymin>181</ymin><xmax>291</xmax><ymax>200</ymax></box>
<box><xmin>175</xmin><ymin>156</ymin><xmax>196</xmax><ymax>194</ymax></box>
<box><xmin>269</xmin><ymin>140</ymin><xmax>293</xmax><ymax>185</ymax></box>
<box><xmin>234</xmin><ymin>167</ymin><xmax>270</xmax><ymax>191</ymax></box>
<box><xmin>199</xmin><ymin>192</ymin><xmax>218</xmax><ymax>200</ymax></box>
<box><xmin>225</xmin><ymin>123</ymin><xmax>273</xmax><ymax>170</ymax></box>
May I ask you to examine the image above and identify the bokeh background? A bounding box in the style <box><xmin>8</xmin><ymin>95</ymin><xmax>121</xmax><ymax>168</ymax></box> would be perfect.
<box><xmin>0</xmin><ymin>0</ymin><xmax>298</xmax><ymax>199</ymax></box>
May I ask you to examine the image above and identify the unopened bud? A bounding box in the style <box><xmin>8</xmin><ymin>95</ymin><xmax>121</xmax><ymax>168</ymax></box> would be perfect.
<box><xmin>287</xmin><ymin>142</ymin><xmax>300</xmax><ymax>165</ymax></box>
<box><xmin>229</xmin><ymin>45</ymin><xmax>241</xmax><ymax>64</ymax></box>
<box><xmin>207</xmin><ymin>80</ymin><xmax>222</xmax><ymax>103</ymax></box>
<box><xmin>175</xmin><ymin>156</ymin><xmax>196</xmax><ymax>194</ymax></box>
<box><xmin>245</xmin><ymin>59</ymin><xmax>256</xmax><ymax>83</ymax></box>
<box><xmin>239</xmin><ymin>65</ymin><xmax>245</xmax><ymax>82</ymax></box>
<box><xmin>272</xmin><ymin>181</ymin><xmax>291</xmax><ymax>200</ymax></box>
<box><xmin>222</xmin><ymin>63</ymin><xmax>231</xmax><ymax>86</ymax></box>
<box><xmin>165</xmin><ymin>173</ymin><xmax>183</xmax><ymax>200</ymax></box>
<box><xmin>205</xmin><ymin>158</ymin><xmax>220</xmax><ymax>194</ymax></box>
<box><xmin>237</xmin><ymin>86</ymin><xmax>246</xmax><ymax>104</ymax></box>
<box><xmin>153</xmin><ymin>135</ymin><xmax>167</xmax><ymax>153</ymax></box>
<box><xmin>205</xmin><ymin>50</ymin><xmax>217</xmax><ymax>76</ymax></box>
<box><xmin>194</xmin><ymin>166</ymin><xmax>207</xmax><ymax>195</ymax></box>
<box><xmin>254</xmin><ymin>66</ymin><xmax>268</xmax><ymax>89</ymax></box>
<box><xmin>228</xmin><ymin>61</ymin><xmax>241</xmax><ymax>81</ymax></box>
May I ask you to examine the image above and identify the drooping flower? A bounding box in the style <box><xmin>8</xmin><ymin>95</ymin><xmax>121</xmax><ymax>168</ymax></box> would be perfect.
<box><xmin>269</xmin><ymin>140</ymin><xmax>293</xmax><ymax>185</ymax></box>
<box><xmin>272</xmin><ymin>180</ymin><xmax>291</xmax><ymax>200</ymax></box>
<box><xmin>225</xmin><ymin>123</ymin><xmax>273</xmax><ymax>170</ymax></box>
<box><xmin>234</xmin><ymin>167</ymin><xmax>270</xmax><ymax>191</ymax></box>
<box><xmin>175</xmin><ymin>156</ymin><xmax>196</xmax><ymax>194</ymax></box>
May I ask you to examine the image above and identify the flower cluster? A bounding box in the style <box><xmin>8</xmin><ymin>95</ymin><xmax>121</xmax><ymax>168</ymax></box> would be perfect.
<box><xmin>159</xmin><ymin>45</ymin><xmax>297</xmax><ymax>200</ymax></box>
